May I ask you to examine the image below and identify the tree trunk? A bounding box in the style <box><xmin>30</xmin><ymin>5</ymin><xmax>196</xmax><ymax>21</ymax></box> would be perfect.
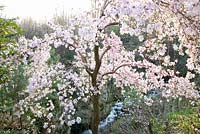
<box><xmin>148</xmin><ymin>122</ymin><xmax>153</xmax><ymax>134</ymax></box>
<box><xmin>91</xmin><ymin>94</ymin><xmax>100</xmax><ymax>134</ymax></box>
<box><xmin>90</xmin><ymin>45</ymin><xmax>101</xmax><ymax>134</ymax></box>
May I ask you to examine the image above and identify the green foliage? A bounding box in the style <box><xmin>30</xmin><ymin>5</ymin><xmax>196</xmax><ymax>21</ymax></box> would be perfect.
<box><xmin>105</xmin><ymin>25</ymin><xmax>120</xmax><ymax>35</ymax></box>
<box><xmin>0</xmin><ymin>129</ymin><xmax>30</xmax><ymax>134</ymax></box>
<box><xmin>110</xmin><ymin>117</ymin><xmax>150</xmax><ymax>134</ymax></box>
<box><xmin>47</xmin><ymin>48</ymin><xmax>61</xmax><ymax>64</ymax></box>
<box><xmin>0</xmin><ymin>18</ymin><xmax>21</xmax><ymax>45</ymax></box>
<box><xmin>55</xmin><ymin>46</ymin><xmax>75</xmax><ymax>66</ymax></box>
<box><xmin>124</xmin><ymin>86</ymin><xmax>137</xmax><ymax>99</ymax></box>
<box><xmin>0</xmin><ymin>64</ymin><xmax>28</xmax><ymax>109</ymax></box>
<box><xmin>105</xmin><ymin>25</ymin><xmax>143</xmax><ymax>51</ymax></box>
<box><xmin>0</xmin><ymin>17</ymin><xmax>21</xmax><ymax>60</ymax></box>
<box><xmin>167</xmin><ymin>102</ymin><xmax>200</xmax><ymax>134</ymax></box>
<box><xmin>0</xmin><ymin>66</ymin><xmax>10</xmax><ymax>85</ymax></box>
<box><xmin>0</xmin><ymin>64</ymin><xmax>29</xmax><ymax>130</ymax></box>
<box><xmin>150</xmin><ymin>100</ymin><xmax>200</xmax><ymax>134</ymax></box>
<box><xmin>150</xmin><ymin>118</ymin><xmax>165</xmax><ymax>134</ymax></box>
<box><xmin>0</xmin><ymin>10</ymin><xmax>22</xmax><ymax>84</ymax></box>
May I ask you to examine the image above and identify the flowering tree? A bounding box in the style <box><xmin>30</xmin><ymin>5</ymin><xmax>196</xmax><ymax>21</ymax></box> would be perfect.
<box><xmin>16</xmin><ymin>0</ymin><xmax>199</xmax><ymax>134</ymax></box>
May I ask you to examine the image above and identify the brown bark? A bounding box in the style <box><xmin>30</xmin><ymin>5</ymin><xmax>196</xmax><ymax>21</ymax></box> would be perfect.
<box><xmin>91</xmin><ymin>94</ymin><xmax>100</xmax><ymax>134</ymax></box>
<box><xmin>90</xmin><ymin>45</ymin><xmax>101</xmax><ymax>134</ymax></box>
<box><xmin>87</xmin><ymin>8</ymin><xmax>119</xmax><ymax>131</ymax></box>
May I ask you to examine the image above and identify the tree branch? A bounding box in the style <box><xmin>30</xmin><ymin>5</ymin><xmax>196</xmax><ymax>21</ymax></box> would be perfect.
<box><xmin>156</xmin><ymin>0</ymin><xmax>199</xmax><ymax>30</ymax></box>
<box><xmin>100</xmin><ymin>45</ymin><xmax>111</xmax><ymax>61</ymax></box>
<box><xmin>100</xmin><ymin>0</ymin><xmax>112</xmax><ymax>17</ymax></box>
<box><xmin>98</xmin><ymin>22</ymin><xmax>120</xmax><ymax>32</ymax></box>
<box><xmin>93</xmin><ymin>45</ymin><xmax>101</xmax><ymax>79</ymax></box>
<box><xmin>102</xmin><ymin>63</ymin><xmax>131</xmax><ymax>77</ymax></box>
<box><xmin>54</xmin><ymin>36</ymin><xmax>94</xmax><ymax>75</ymax></box>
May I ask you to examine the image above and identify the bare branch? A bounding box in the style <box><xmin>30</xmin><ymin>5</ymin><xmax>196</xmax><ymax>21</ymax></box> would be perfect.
<box><xmin>56</xmin><ymin>36</ymin><xmax>94</xmax><ymax>76</ymax></box>
<box><xmin>98</xmin><ymin>22</ymin><xmax>120</xmax><ymax>32</ymax></box>
<box><xmin>104</xmin><ymin>22</ymin><xmax>120</xmax><ymax>30</ymax></box>
<box><xmin>100</xmin><ymin>0</ymin><xmax>112</xmax><ymax>17</ymax></box>
<box><xmin>102</xmin><ymin>63</ymin><xmax>131</xmax><ymax>77</ymax></box>
<box><xmin>100</xmin><ymin>45</ymin><xmax>111</xmax><ymax>61</ymax></box>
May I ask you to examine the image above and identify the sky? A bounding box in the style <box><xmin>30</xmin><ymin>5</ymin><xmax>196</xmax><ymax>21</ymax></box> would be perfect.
<box><xmin>0</xmin><ymin>0</ymin><xmax>91</xmax><ymax>21</ymax></box>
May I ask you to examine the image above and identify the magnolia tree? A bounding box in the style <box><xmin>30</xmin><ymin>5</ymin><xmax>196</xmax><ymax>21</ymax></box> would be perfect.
<box><xmin>15</xmin><ymin>0</ymin><xmax>199</xmax><ymax>134</ymax></box>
